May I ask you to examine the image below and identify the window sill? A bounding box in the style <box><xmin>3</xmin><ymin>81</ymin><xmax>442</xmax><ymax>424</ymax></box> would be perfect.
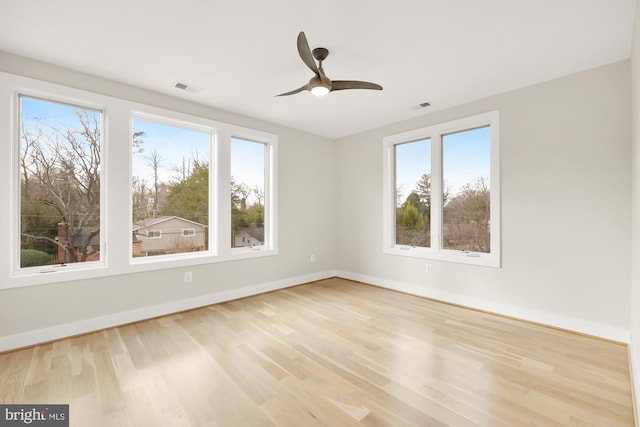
<box><xmin>384</xmin><ymin>246</ymin><xmax>500</xmax><ymax>268</ymax></box>
<box><xmin>6</xmin><ymin>247</ymin><xmax>278</xmax><ymax>289</ymax></box>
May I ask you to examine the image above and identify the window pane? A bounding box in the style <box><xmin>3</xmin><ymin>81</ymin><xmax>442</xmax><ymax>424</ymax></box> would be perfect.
<box><xmin>442</xmin><ymin>126</ymin><xmax>491</xmax><ymax>253</ymax></box>
<box><xmin>394</xmin><ymin>138</ymin><xmax>431</xmax><ymax>247</ymax></box>
<box><xmin>231</xmin><ymin>138</ymin><xmax>265</xmax><ymax>248</ymax></box>
<box><xmin>19</xmin><ymin>96</ymin><xmax>102</xmax><ymax>267</ymax></box>
<box><xmin>131</xmin><ymin>118</ymin><xmax>210</xmax><ymax>257</ymax></box>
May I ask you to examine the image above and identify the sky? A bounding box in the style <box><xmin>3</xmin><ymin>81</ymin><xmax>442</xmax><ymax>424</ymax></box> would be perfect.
<box><xmin>23</xmin><ymin>95</ymin><xmax>483</xmax><ymax>208</ymax></box>
<box><xmin>132</xmin><ymin>118</ymin><xmax>210</xmax><ymax>184</ymax></box>
<box><xmin>21</xmin><ymin>97</ymin><xmax>265</xmax><ymax>202</ymax></box>
<box><xmin>20</xmin><ymin>95</ymin><xmax>101</xmax><ymax>137</ymax></box>
<box><xmin>395</xmin><ymin>126</ymin><xmax>490</xmax><ymax>203</ymax></box>
<box><xmin>395</xmin><ymin>137</ymin><xmax>430</xmax><ymax>201</ymax></box>
<box><xmin>231</xmin><ymin>137</ymin><xmax>265</xmax><ymax>205</ymax></box>
<box><xmin>132</xmin><ymin>121</ymin><xmax>266</xmax><ymax>205</ymax></box>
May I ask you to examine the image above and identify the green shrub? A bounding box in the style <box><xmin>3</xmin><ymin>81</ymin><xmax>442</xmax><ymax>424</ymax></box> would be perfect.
<box><xmin>21</xmin><ymin>249</ymin><xmax>51</xmax><ymax>268</ymax></box>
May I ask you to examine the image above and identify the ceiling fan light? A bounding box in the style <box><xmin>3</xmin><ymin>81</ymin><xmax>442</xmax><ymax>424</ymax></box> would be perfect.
<box><xmin>311</xmin><ymin>85</ymin><xmax>330</xmax><ymax>96</ymax></box>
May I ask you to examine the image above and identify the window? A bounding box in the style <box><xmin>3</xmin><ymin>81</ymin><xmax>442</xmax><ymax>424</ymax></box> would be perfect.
<box><xmin>147</xmin><ymin>230</ymin><xmax>161</xmax><ymax>239</ymax></box>
<box><xmin>18</xmin><ymin>95</ymin><xmax>103</xmax><ymax>270</ymax></box>
<box><xmin>3</xmin><ymin>72</ymin><xmax>278</xmax><ymax>288</ymax></box>
<box><xmin>131</xmin><ymin>115</ymin><xmax>211</xmax><ymax>259</ymax></box>
<box><xmin>394</xmin><ymin>138</ymin><xmax>431</xmax><ymax>248</ymax></box>
<box><xmin>230</xmin><ymin>136</ymin><xmax>273</xmax><ymax>251</ymax></box>
<box><xmin>442</xmin><ymin>127</ymin><xmax>491</xmax><ymax>253</ymax></box>
<box><xmin>383</xmin><ymin>111</ymin><xmax>500</xmax><ymax>267</ymax></box>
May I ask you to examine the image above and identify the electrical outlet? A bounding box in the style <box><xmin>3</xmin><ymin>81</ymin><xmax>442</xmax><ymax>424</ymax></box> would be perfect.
<box><xmin>184</xmin><ymin>271</ymin><xmax>193</xmax><ymax>282</ymax></box>
<box><xmin>310</xmin><ymin>254</ymin><xmax>316</xmax><ymax>263</ymax></box>
<box><xmin>425</xmin><ymin>264</ymin><xmax>432</xmax><ymax>273</ymax></box>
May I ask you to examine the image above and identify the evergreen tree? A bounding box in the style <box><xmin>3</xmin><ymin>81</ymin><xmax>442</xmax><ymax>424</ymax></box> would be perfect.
<box><xmin>163</xmin><ymin>162</ymin><xmax>209</xmax><ymax>225</ymax></box>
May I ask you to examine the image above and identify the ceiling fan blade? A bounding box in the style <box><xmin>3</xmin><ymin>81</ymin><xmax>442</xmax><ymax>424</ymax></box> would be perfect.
<box><xmin>330</xmin><ymin>80</ymin><xmax>383</xmax><ymax>91</ymax></box>
<box><xmin>297</xmin><ymin>32</ymin><xmax>319</xmax><ymax>75</ymax></box>
<box><xmin>280</xmin><ymin>33</ymin><xmax>383</xmax><ymax>98</ymax></box>
<box><xmin>275</xmin><ymin>84</ymin><xmax>309</xmax><ymax>97</ymax></box>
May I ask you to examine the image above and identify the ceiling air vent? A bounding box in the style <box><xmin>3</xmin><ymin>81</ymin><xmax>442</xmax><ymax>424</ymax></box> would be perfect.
<box><xmin>412</xmin><ymin>101</ymin><xmax>431</xmax><ymax>110</ymax></box>
<box><xmin>173</xmin><ymin>81</ymin><xmax>202</xmax><ymax>93</ymax></box>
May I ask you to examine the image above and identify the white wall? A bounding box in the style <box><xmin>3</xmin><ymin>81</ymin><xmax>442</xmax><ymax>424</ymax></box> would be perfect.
<box><xmin>0</xmin><ymin>51</ymin><xmax>634</xmax><ymax>352</ymax></box>
<box><xmin>336</xmin><ymin>60</ymin><xmax>632</xmax><ymax>341</ymax></box>
<box><xmin>0</xmin><ymin>52</ymin><xmax>337</xmax><ymax>349</ymax></box>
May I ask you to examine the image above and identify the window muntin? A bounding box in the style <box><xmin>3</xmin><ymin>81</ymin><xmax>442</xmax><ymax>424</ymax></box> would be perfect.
<box><xmin>131</xmin><ymin>117</ymin><xmax>211</xmax><ymax>259</ymax></box>
<box><xmin>442</xmin><ymin>126</ymin><xmax>491</xmax><ymax>253</ymax></box>
<box><xmin>383</xmin><ymin>111</ymin><xmax>500</xmax><ymax>267</ymax></box>
<box><xmin>230</xmin><ymin>137</ymin><xmax>266</xmax><ymax>249</ymax></box>
<box><xmin>394</xmin><ymin>138</ymin><xmax>431</xmax><ymax>248</ymax></box>
<box><xmin>18</xmin><ymin>95</ymin><xmax>103</xmax><ymax>269</ymax></box>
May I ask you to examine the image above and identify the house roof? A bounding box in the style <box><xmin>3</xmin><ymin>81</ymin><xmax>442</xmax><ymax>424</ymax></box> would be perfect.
<box><xmin>0</xmin><ymin>1</ymin><xmax>634</xmax><ymax>139</ymax></box>
<box><xmin>238</xmin><ymin>227</ymin><xmax>265</xmax><ymax>243</ymax></box>
<box><xmin>69</xmin><ymin>227</ymin><xmax>100</xmax><ymax>248</ymax></box>
<box><xmin>132</xmin><ymin>216</ymin><xmax>207</xmax><ymax>231</ymax></box>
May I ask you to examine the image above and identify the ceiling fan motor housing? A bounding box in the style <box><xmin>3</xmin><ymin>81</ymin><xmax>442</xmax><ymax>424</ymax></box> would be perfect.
<box><xmin>312</xmin><ymin>47</ymin><xmax>329</xmax><ymax>61</ymax></box>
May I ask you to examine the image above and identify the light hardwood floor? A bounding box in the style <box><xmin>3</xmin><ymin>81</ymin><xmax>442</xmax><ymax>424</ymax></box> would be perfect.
<box><xmin>0</xmin><ymin>278</ymin><xmax>635</xmax><ymax>426</ymax></box>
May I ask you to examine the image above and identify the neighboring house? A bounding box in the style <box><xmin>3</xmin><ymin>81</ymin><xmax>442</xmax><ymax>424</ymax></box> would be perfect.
<box><xmin>56</xmin><ymin>223</ymin><xmax>100</xmax><ymax>262</ymax></box>
<box><xmin>233</xmin><ymin>227</ymin><xmax>264</xmax><ymax>248</ymax></box>
<box><xmin>56</xmin><ymin>216</ymin><xmax>207</xmax><ymax>261</ymax></box>
<box><xmin>133</xmin><ymin>216</ymin><xmax>207</xmax><ymax>256</ymax></box>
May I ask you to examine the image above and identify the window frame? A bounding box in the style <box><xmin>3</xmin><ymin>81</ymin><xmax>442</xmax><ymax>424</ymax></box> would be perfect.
<box><xmin>147</xmin><ymin>230</ymin><xmax>162</xmax><ymax>239</ymax></box>
<box><xmin>128</xmin><ymin>111</ymin><xmax>216</xmax><ymax>264</ymax></box>
<box><xmin>1</xmin><ymin>71</ymin><xmax>278</xmax><ymax>289</ymax></box>
<box><xmin>12</xmin><ymin>90</ymin><xmax>108</xmax><ymax>278</ymax></box>
<box><xmin>230</xmin><ymin>136</ymin><xmax>269</xmax><ymax>252</ymax></box>
<box><xmin>182</xmin><ymin>229</ymin><xmax>195</xmax><ymax>237</ymax></box>
<box><xmin>382</xmin><ymin>110</ymin><xmax>500</xmax><ymax>267</ymax></box>
<box><xmin>227</xmin><ymin>126</ymin><xmax>278</xmax><ymax>259</ymax></box>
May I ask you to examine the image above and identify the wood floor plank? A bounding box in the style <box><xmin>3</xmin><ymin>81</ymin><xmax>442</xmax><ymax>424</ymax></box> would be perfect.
<box><xmin>0</xmin><ymin>278</ymin><xmax>635</xmax><ymax>426</ymax></box>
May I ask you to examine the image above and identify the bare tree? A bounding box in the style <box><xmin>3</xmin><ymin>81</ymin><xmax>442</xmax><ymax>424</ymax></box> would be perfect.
<box><xmin>172</xmin><ymin>156</ymin><xmax>192</xmax><ymax>182</ymax></box>
<box><xmin>21</xmin><ymin>109</ymin><xmax>101</xmax><ymax>263</ymax></box>
<box><xmin>171</xmin><ymin>149</ymin><xmax>203</xmax><ymax>182</ymax></box>
<box><xmin>232</xmin><ymin>180</ymin><xmax>251</xmax><ymax>211</ymax></box>
<box><xmin>253</xmin><ymin>186</ymin><xmax>264</xmax><ymax>206</ymax></box>
<box><xmin>145</xmin><ymin>149</ymin><xmax>163</xmax><ymax>217</ymax></box>
<box><xmin>395</xmin><ymin>184</ymin><xmax>405</xmax><ymax>208</ymax></box>
<box><xmin>132</xmin><ymin>176</ymin><xmax>152</xmax><ymax>222</ymax></box>
<box><xmin>132</xmin><ymin>130</ymin><xmax>145</xmax><ymax>154</ymax></box>
<box><xmin>443</xmin><ymin>177</ymin><xmax>490</xmax><ymax>252</ymax></box>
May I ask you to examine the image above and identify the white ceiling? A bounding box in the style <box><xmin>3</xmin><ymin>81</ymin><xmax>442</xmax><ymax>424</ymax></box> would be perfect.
<box><xmin>0</xmin><ymin>0</ymin><xmax>636</xmax><ymax>139</ymax></box>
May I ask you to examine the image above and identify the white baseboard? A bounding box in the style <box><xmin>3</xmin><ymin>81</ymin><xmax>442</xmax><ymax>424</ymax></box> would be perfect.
<box><xmin>0</xmin><ymin>270</ymin><xmax>337</xmax><ymax>352</ymax></box>
<box><xmin>2</xmin><ymin>269</ymin><xmax>629</xmax><ymax>352</ymax></box>
<box><xmin>336</xmin><ymin>270</ymin><xmax>630</xmax><ymax>344</ymax></box>
<box><xmin>628</xmin><ymin>335</ymin><xmax>640</xmax><ymax>424</ymax></box>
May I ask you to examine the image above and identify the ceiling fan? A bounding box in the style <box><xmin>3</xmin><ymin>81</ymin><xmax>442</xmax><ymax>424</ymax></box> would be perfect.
<box><xmin>276</xmin><ymin>32</ymin><xmax>383</xmax><ymax>97</ymax></box>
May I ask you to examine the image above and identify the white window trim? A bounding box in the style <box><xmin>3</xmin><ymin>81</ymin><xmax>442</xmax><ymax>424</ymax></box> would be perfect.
<box><xmin>227</xmin><ymin>126</ymin><xmax>278</xmax><ymax>258</ymax></box>
<box><xmin>128</xmin><ymin>110</ymin><xmax>217</xmax><ymax>264</ymax></box>
<box><xmin>1</xmin><ymin>71</ymin><xmax>278</xmax><ymax>289</ymax></box>
<box><xmin>9</xmin><ymin>86</ymin><xmax>108</xmax><ymax>280</ymax></box>
<box><xmin>382</xmin><ymin>110</ymin><xmax>501</xmax><ymax>268</ymax></box>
